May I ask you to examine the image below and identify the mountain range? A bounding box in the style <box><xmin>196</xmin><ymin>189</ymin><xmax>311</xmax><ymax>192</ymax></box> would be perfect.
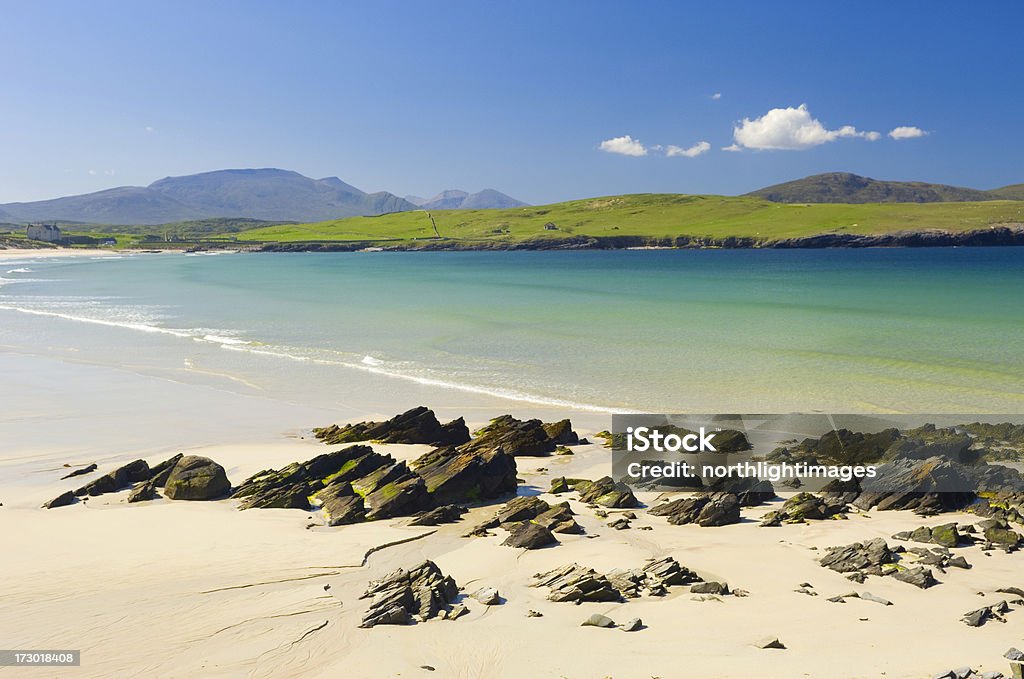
<box><xmin>3</xmin><ymin>169</ymin><xmax>1022</xmax><ymax>226</ymax></box>
<box><xmin>0</xmin><ymin>169</ymin><xmax>528</xmax><ymax>225</ymax></box>
<box><xmin>747</xmin><ymin>172</ymin><xmax>1024</xmax><ymax>204</ymax></box>
<box><xmin>404</xmin><ymin>189</ymin><xmax>527</xmax><ymax>211</ymax></box>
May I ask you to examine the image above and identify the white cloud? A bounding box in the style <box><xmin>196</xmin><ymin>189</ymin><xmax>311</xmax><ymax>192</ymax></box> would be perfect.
<box><xmin>722</xmin><ymin>143</ymin><xmax>743</xmax><ymax>152</ymax></box>
<box><xmin>711</xmin><ymin>92</ymin><xmax>722</xmax><ymax>100</ymax></box>
<box><xmin>889</xmin><ymin>125</ymin><xmax>927</xmax><ymax>140</ymax></box>
<box><xmin>666</xmin><ymin>141</ymin><xmax>711</xmax><ymax>158</ymax></box>
<box><xmin>145</xmin><ymin>126</ymin><xmax>155</xmax><ymax>133</ymax></box>
<box><xmin>599</xmin><ymin>135</ymin><xmax>648</xmax><ymax>156</ymax></box>
<box><xmin>731</xmin><ymin>104</ymin><xmax>880</xmax><ymax>150</ymax></box>
<box><xmin>88</xmin><ymin>169</ymin><xmax>97</xmax><ymax>175</ymax></box>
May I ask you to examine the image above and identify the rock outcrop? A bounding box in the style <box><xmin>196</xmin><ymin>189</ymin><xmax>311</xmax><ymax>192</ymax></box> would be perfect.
<box><xmin>314</xmin><ymin>406</ymin><xmax>471</xmax><ymax>447</ymax></box>
<box><xmin>359</xmin><ymin>560</ymin><xmax>459</xmax><ymax>627</ymax></box>
<box><xmin>760</xmin><ymin>492</ymin><xmax>847</xmax><ymax>526</ymax></box>
<box><xmin>649</xmin><ymin>492</ymin><xmax>740</xmax><ymax>526</ymax></box>
<box><xmin>532</xmin><ymin>557</ymin><xmax>703</xmax><ymax>603</ymax></box>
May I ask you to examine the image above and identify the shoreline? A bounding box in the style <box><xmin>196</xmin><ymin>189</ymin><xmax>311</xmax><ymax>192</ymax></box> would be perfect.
<box><xmin>4</xmin><ymin>223</ymin><xmax>1024</xmax><ymax>257</ymax></box>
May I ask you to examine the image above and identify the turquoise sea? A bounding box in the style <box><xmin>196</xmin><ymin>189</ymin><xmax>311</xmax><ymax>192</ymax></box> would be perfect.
<box><xmin>1</xmin><ymin>249</ymin><xmax>1022</xmax><ymax>414</ymax></box>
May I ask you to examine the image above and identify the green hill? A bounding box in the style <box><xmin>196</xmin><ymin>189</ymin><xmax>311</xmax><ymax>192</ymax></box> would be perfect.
<box><xmin>989</xmin><ymin>184</ymin><xmax>1024</xmax><ymax>201</ymax></box>
<box><xmin>234</xmin><ymin>193</ymin><xmax>1024</xmax><ymax>247</ymax></box>
<box><xmin>747</xmin><ymin>172</ymin><xmax>1001</xmax><ymax>204</ymax></box>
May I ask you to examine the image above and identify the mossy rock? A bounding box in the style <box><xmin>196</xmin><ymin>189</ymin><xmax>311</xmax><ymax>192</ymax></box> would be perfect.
<box><xmin>164</xmin><ymin>455</ymin><xmax>231</xmax><ymax>501</ymax></box>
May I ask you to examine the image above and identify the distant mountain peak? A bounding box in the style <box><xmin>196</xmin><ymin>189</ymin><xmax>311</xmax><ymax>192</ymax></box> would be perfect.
<box><xmin>747</xmin><ymin>172</ymin><xmax>1003</xmax><ymax>204</ymax></box>
<box><xmin>416</xmin><ymin>188</ymin><xmax>527</xmax><ymax>210</ymax></box>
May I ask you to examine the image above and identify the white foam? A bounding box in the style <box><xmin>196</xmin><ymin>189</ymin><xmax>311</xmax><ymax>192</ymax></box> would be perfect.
<box><xmin>0</xmin><ymin>301</ymin><xmax>628</xmax><ymax>413</ymax></box>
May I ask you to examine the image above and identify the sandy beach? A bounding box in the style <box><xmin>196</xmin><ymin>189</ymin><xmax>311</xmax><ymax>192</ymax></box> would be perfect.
<box><xmin>2</xmin><ymin>348</ymin><xmax>1022</xmax><ymax>679</ymax></box>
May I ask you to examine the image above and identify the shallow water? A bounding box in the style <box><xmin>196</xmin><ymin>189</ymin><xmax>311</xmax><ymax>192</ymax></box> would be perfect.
<box><xmin>1</xmin><ymin>248</ymin><xmax>1022</xmax><ymax>413</ymax></box>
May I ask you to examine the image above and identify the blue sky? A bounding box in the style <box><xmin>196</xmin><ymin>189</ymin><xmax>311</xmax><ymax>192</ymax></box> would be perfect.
<box><xmin>2</xmin><ymin>1</ymin><xmax>1022</xmax><ymax>204</ymax></box>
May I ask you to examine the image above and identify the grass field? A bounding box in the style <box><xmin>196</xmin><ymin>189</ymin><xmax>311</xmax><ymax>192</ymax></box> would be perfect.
<box><xmin>234</xmin><ymin>194</ymin><xmax>1024</xmax><ymax>246</ymax></box>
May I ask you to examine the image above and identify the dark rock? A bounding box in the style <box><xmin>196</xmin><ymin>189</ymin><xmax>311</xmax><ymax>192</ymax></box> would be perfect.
<box><xmin>854</xmin><ymin>456</ymin><xmax>976</xmax><ymax>512</ymax></box>
<box><xmin>233</xmin><ymin>445</ymin><xmax>389</xmax><ymax>510</ymax></box>
<box><xmin>408</xmin><ymin>504</ymin><xmax>467</xmax><ymax>526</ymax></box>
<box><xmin>314</xmin><ymin>406</ymin><xmax>471</xmax><ymax>447</ymax></box>
<box><xmin>164</xmin><ymin>455</ymin><xmax>230</xmax><ymax>500</ymax></box>
<box><xmin>359</xmin><ymin>560</ymin><xmax>459</xmax><ymax>627</ymax></box>
<box><xmin>550</xmin><ymin>476</ymin><xmax>569</xmax><ymax>494</ymax></box>
<box><xmin>543</xmin><ymin>419</ymin><xmax>580</xmax><ymax>445</ymax></box>
<box><xmin>495</xmin><ymin>496</ymin><xmax>550</xmax><ymax>523</ymax></box>
<box><xmin>983</xmin><ymin>520</ymin><xmax>1022</xmax><ymax>549</ymax></box>
<box><xmin>649</xmin><ymin>492</ymin><xmax>740</xmax><ymax>526</ymax></box>
<box><xmin>892</xmin><ymin>566</ymin><xmax>937</xmax><ymax>589</ymax></box>
<box><xmin>127</xmin><ymin>480</ymin><xmax>159</xmax><ymax>503</ymax></box>
<box><xmin>754</xmin><ymin>637</ymin><xmax>786</xmax><ymax>649</ymax></box>
<box><xmin>412</xmin><ymin>444</ymin><xmax>518</xmax><ymax>505</ymax></box>
<box><xmin>316</xmin><ymin>482</ymin><xmax>366</xmax><ymax>526</ymax></box>
<box><xmin>820</xmin><ymin>538</ymin><xmax>894</xmax><ymax>575</ymax></box>
<box><xmin>532</xmin><ymin>564</ymin><xmax>624</xmax><ymax>603</ymax></box>
<box><xmin>363</xmin><ymin>470</ymin><xmax>430</xmax><ymax>520</ymax></box>
<box><xmin>60</xmin><ymin>463</ymin><xmax>97</xmax><ymax>480</ymax></box>
<box><xmin>502</xmin><ymin>523</ymin><xmax>556</xmax><ymax>549</ymax></box>
<box><xmin>75</xmin><ymin>459</ymin><xmax>151</xmax><ymax>497</ymax></box>
<box><xmin>43</xmin><ymin>490</ymin><xmax>76</xmax><ymax>509</ymax></box>
<box><xmin>691</xmin><ymin>581</ymin><xmax>729</xmax><ymax>595</ymax></box>
<box><xmin>534</xmin><ymin>503</ymin><xmax>583</xmax><ymax>534</ymax></box>
<box><xmin>149</xmin><ymin>453</ymin><xmax>184</xmax><ymax>487</ymax></box>
<box><xmin>761</xmin><ymin>492</ymin><xmax>846</xmax><ymax>525</ymax></box>
<box><xmin>461</xmin><ymin>415</ymin><xmax>558</xmax><ymax>456</ymax></box>
<box><xmin>575</xmin><ymin>476</ymin><xmax>638</xmax><ymax>508</ymax></box>
<box><xmin>608</xmin><ymin>517</ymin><xmax>631</xmax><ymax>530</ymax></box>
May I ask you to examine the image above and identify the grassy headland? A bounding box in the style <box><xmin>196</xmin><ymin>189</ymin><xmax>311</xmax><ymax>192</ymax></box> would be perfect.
<box><xmin>235</xmin><ymin>194</ymin><xmax>1024</xmax><ymax>248</ymax></box>
<box><xmin>11</xmin><ymin>194</ymin><xmax>1024</xmax><ymax>251</ymax></box>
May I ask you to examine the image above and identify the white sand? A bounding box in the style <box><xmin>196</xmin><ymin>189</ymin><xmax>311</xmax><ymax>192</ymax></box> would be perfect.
<box><xmin>2</xmin><ymin>354</ymin><xmax>1022</xmax><ymax>678</ymax></box>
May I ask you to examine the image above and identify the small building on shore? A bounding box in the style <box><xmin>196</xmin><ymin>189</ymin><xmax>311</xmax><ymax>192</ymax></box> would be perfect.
<box><xmin>26</xmin><ymin>223</ymin><xmax>64</xmax><ymax>243</ymax></box>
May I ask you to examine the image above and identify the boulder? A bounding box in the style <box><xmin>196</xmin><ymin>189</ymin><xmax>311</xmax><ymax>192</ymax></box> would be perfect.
<box><xmin>502</xmin><ymin>523</ymin><xmax>556</xmax><ymax>549</ymax></box>
<box><xmin>549</xmin><ymin>476</ymin><xmax>569</xmax><ymax>494</ymax></box>
<box><xmin>575</xmin><ymin>476</ymin><xmax>638</xmax><ymax>508</ymax></box>
<box><xmin>581</xmin><ymin>614</ymin><xmax>615</xmax><ymax>628</ymax></box>
<box><xmin>359</xmin><ymin>560</ymin><xmax>459</xmax><ymax>627</ymax></box>
<box><xmin>982</xmin><ymin>519</ymin><xmax>1022</xmax><ymax>549</ymax></box>
<box><xmin>854</xmin><ymin>456</ymin><xmax>976</xmax><ymax>512</ymax></box>
<box><xmin>314</xmin><ymin>406</ymin><xmax>471</xmax><ymax>447</ymax></box>
<box><xmin>471</xmin><ymin>586</ymin><xmax>501</xmax><ymax>605</ymax></box>
<box><xmin>164</xmin><ymin>456</ymin><xmax>231</xmax><ymax>500</ymax></box>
